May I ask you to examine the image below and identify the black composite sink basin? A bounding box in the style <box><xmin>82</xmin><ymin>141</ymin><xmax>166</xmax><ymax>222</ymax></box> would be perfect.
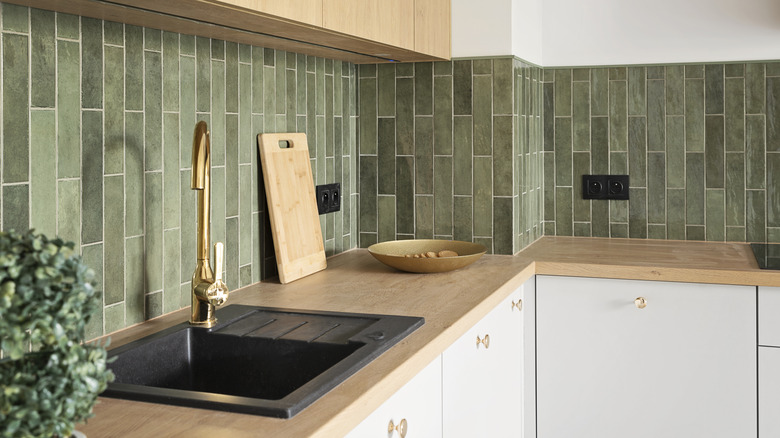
<box><xmin>104</xmin><ymin>305</ymin><xmax>424</xmax><ymax>418</ymax></box>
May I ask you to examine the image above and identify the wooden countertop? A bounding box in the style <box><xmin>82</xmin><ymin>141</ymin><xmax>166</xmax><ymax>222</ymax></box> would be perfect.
<box><xmin>78</xmin><ymin>236</ymin><xmax>779</xmax><ymax>437</ymax></box>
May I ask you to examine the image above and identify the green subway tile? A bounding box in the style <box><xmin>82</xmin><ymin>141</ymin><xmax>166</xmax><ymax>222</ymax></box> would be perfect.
<box><xmin>82</xmin><ymin>111</ymin><xmax>103</xmax><ymax>245</ymax></box>
<box><xmin>493</xmin><ymin>58</ymin><xmax>513</xmax><ymax>115</ymax></box>
<box><xmin>145</xmin><ymin>51</ymin><xmax>163</xmax><ymax>171</ymax></box>
<box><xmin>648</xmin><ymin>224</ymin><xmax>666</xmax><ymax>239</ymax></box>
<box><xmin>493</xmin><ymin>197</ymin><xmax>513</xmax><ymax>254</ymax></box>
<box><xmin>573</xmin><ymin>222</ymin><xmax>591</xmax><ymax>237</ymax></box>
<box><xmin>239</xmin><ymin>265</ymin><xmax>252</xmax><ymax>288</ymax></box>
<box><xmin>396</xmin><ymin>77</ymin><xmax>414</xmax><ymax>155</ymax></box>
<box><xmin>685</xmin><ymin>65</ymin><xmax>704</xmax><ymax>79</ymax></box>
<box><xmin>543</xmin><ymin>152</ymin><xmax>556</xmax><ymax>221</ymax></box>
<box><xmin>57</xmin><ymin>180</ymin><xmax>80</xmax><ymax>245</ymax></box>
<box><xmin>609</xmin><ymin>67</ymin><xmax>627</xmax><ymax>81</ymax></box>
<box><xmin>705</xmin><ymin>64</ymin><xmax>724</xmax><ymax>114</ymax></box>
<box><xmin>415</xmin><ymin>116</ymin><xmax>433</xmax><ymax>195</ymax></box>
<box><xmin>473</xmin><ymin>59</ymin><xmax>492</xmax><ymax>75</ymax></box>
<box><xmin>252</xmin><ymin>212</ymin><xmax>261</xmax><ymax>283</ymax></box>
<box><xmin>144</xmin><ymin>27</ymin><xmax>161</xmax><ymax>51</ymax></box>
<box><xmin>453</xmin><ymin>60</ymin><xmax>472</xmax><ymax>116</ymax></box>
<box><xmin>359</xmin><ymin>156</ymin><xmax>377</xmax><ymax>233</ymax></box>
<box><xmin>179</xmin><ymin>34</ymin><xmax>195</xmax><ymax>56</ymax></box>
<box><xmin>358</xmin><ymin>63</ymin><xmax>375</xmax><ymax>78</ymax></box>
<box><xmin>555</xmin><ymin>187</ymin><xmax>572</xmax><ymax>236</ymax></box>
<box><xmin>453</xmin><ymin>116</ymin><xmax>473</xmax><ymax>196</ymax></box>
<box><xmin>572</xmin><ymin>81</ymin><xmax>590</xmax><ymax>151</ymax></box>
<box><xmin>211</xmin><ymin>60</ymin><xmax>226</xmax><ymax>166</ymax></box>
<box><xmin>125</xmin><ymin>236</ymin><xmax>144</xmax><ymax>325</ymax></box>
<box><xmin>725</xmin><ymin>78</ymin><xmax>745</xmax><ymax>152</ymax></box>
<box><xmin>610</xmin><ymin>223</ymin><xmax>629</xmax><ymax>238</ymax></box>
<box><xmin>415</xmin><ymin>62</ymin><xmax>433</xmax><ymax>116</ymax></box>
<box><xmin>768</xmin><ymin>62</ymin><xmax>780</xmax><ymax>77</ymax></box>
<box><xmin>210</xmin><ymin>166</ymin><xmax>226</xmax><ymax>251</ymax></box>
<box><xmin>226</xmin><ymin>42</ymin><xmax>239</xmax><ymax>113</ymax></box>
<box><xmin>3</xmin><ymin>185</ymin><xmax>29</xmax><ymax>232</ymax></box>
<box><xmin>2</xmin><ymin>3</ymin><xmax>27</xmax><ymax>32</ymax></box>
<box><xmin>162</xmin><ymin>32</ymin><xmax>180</xmax><ymax>112</ymax></box>
<box><xmin>746</xmin><ymin>115</ymin><xmax>766</xmax><ymax>189</ymax></box>
<box><xmin>145</xmin><ymin>172</ymin><xmax>163</xmax><ymax>293</ymax></box>
<box><xmin>725</xmin><ymin>152</ymin><xmax>745</xmax><ymax>226</ymax></box>
<box><xmin>705</xmin><ymin>115</ymin><xmax>725</xmax><ymax>188</ymax></box>
<box><xmin>726</xmin><ymin>227</ymin><xmax>745</xmax><ymax>242</ymax></box>
<box><xmin>30</xmin><ymin>9</ymin><xmax>55</xmax><ymax>108</ymax></box>
<box><xmin>686</xmin><ymin>225</ymin><xmax>705</xmax><ymax>241</ymax></box>
<box><xmin>746</xmin><ymin>63</ymin><xmax>765</xmax><ymax>114</ymax></box>
<box><xmin>628</xmin><ymin>117</ymin><xmax>647</xmax><ymax>186</ymax></box>
<box><xmin>29</xmin><ymin>110</ymin><xmax>56</xmax><ymax>237</ymax></box>
<box><xmin>473</xmin><ymin>75</ymin><xmax>492</xmax><ymax>156</ymax></box>
<box><xmin>591</xmin><ymin>117</ymin><xmax>609</xmax><ymax>174</ymax></box>
<box><xmin>554</xmin><ymin>69</ymin><xmax>572</xmax><ymax>117</ymax></box>
<box><xmin>56</xmin><ymin>12</ymin><xmax>79</xmax><ymax>39</ymax></box>
<box><xmin>686</xmin><ymin>152</ymin><xmax>705</xmax><ymax>225</ymax></box>
<box><xmin>434</xmin><ymin>61</ymin><xmax>452</xmax><ymax>76</ymax></box>
<box><xmin>667</xmin><ymin>188</ymin><xmax>686</xmax><ymax>240</ymax></box>
<box><xmin>180</xmin><ymin>55</ymin><xmax>196</xmax><ymax>167</ymax></box>
<box><xmin>376</xmin><ymin>63</ymin><xmax>395</xmax><ymax>117</ymax></box>
<box><xmin>377</xmin><ymin>195</ymin><xmax>396</xmax><ymax>242</ymax></box>
<box><xmin>666</xmin><ymin>116</ymin><xmax>685</xmax><ymax>188</ymax></box>
<box><xmin>81</xmin><ymin>18</ymin><xmax>103</xmax><ymax>109</ymax></box>
<box><xmin>628</xmin><ymin>67</ymin><xmax>646</xmax><ymax>116</ymax></box>
<box><xmin>592</xmin><ymin>194</ymin><xmax>609</xmax><ymax>238</ymax></box>
<box><xmin>474</xmin><ymin>157</ymin><xmax>493</xmax><ymax>237</ymax></box>
<box><xmin>104</xmin><ymin>175</ymin><xmax>124</xmax><ymax>306</ymax></box>
<box><xmin>145</xmin><ymin>293</ymin><xmax>162</xmax><ymax>320</ymax></box>
<box><xmin>163</xmin><ymin>114</ymin><xmax>180</xmax><ymax>229</ymax></box>
<box><xmin>572</xmin><ymin>68</ymin><xmax>589</xmax><ymax>82</ymax></box>
<box><xmin>493</xmin><ymin>116</ymin><xmax>513</xmax><ymax>197</ymax></box>
<box><xmin>225</xmin><ymin>114</ymin><xmax>239</xmax><ymax>217</ymax></box>
<box><xmin>609</xmin><ymin>153</ymin><xmax>628</xmax><ymax>223</ymax></box>
<box><xmin>196</xmin><ymin>36</ymin><xmax>211</xmax><ymax>112</ymax></box>
<box><xmin>105</xmin><ymin>46</ymin><xmax>125</xmax><ymax>175</ymax></box>
<box><xmin>434</xmin><ymin>155</ymin><xmax>453</xmax><ymax>236</ymax></box>
<box><xmin>359</xmin><ymin>233</ymin><xmax>377</xmax><ymax>248</ymax></box>
<box><xmin>125</xmin><ymin>111</ymin><xmax>144</xmax><ymax>236</ymax></box>
<box><xmin>263</xmin><ymin>48</ymin><xmax>275</xmax><ymax>67</ymax></box>
<box><xmin>377</xmin><ymin>118</ymin><xmax>395</xmax><ymax>195</ymax></box>
<box><xmin>125</xmin><ymin>25</ymin><xmax>143</xmax><ymax>111</ymax></box>
<box><xmin>105</xmin><ymin>304</ymin><xmax>125</xmax><ymax>334</ymax></box>
<box><xmin>767</xmin><ymin>77</ymin><xmax>780</xmax><ymax>152</ymax></box>
<box><xmin>104</xmin><ymin>21</ymin><xmax>123</xmax><ymax>46</ymax></box>
<box><xmin>747</xmin><ymin>190</ymin><xmax>766</xmax><ymax>242</ymax></box>
<box><xmin>238</xmin><ymin>166</ymin><xmax>251</xmax><ymax>264</ymax></box>
<box><xmin>544</xmin><ymin>221</ymin><xmax>556</xmax><ymax>236</ymax></box>
<box><xmin>705</xmin><ymin>189</ymin><xmax>725</xmax><ymax>241</ymax></box>
<box><xmin>666</xmin><ymin>65</ymin><xmax>685</xmax><ymax>116</ymax></box>
<box><xmin>685</xmin><ymin>78</ymin><xmax>705</xmax><ymax>151</ymax></box>
<box><xmin>647</xmin><ymin>152</ymin><xmax>666</xmax><ymax>224</ymax></box>
<box><xmin>554</xmin><ymin>117</ymin><xmax>572</xmax><ymax>187</ymax></box>
<box><xmin>453</xmin><ymin>196</ymin><xmax>473</xmax><ymax>242</ymax></box>
<box><xmin>543</xmin><ymin>82</ymin><xmax>555</xmax><ymax>151</ymax></box>
<box><xmin>628</xmin><ymin>188</ymin><xmax>647</xmax><ymax>238</ymax></box>
<box><xmin>647</xmin><ymin>80</ymin><xmax>665</xmax><ymax>152</ymax></box>
<box><xmin>3</xmin><ymin>33</ymin><xmax>29</xmax><ymax>183</ymax></box>
<box><xmin>768</xmin><ymin>153</ymin><xmax>780</xmax><ymax>228</ymax></box>
<box><xmin>543</xmin><ymin>68</ymin><xmax>555</xmax><ymax>82</ymax></box>
<box><xmin>413</xmin><ymin>197</ymin><xmax>432</xmax><ymax>239</ymax></box>
<box><xmin>226</xmin><ymin>217</ymin><xmax>239</xmax><ymax>290</ymax></box>
<box><xmin>55</xmin><ymin>50</ymin><xmax>80</xmax><ymax>179</ymax></box>
<box><xmin>434</xmin><ymin>75</ymin><xmax>453</xmax><ymax>155</ymax></box>
<box><xmin>81</xmin><ymin>243</ymin><xmax>103</xmax><ymax>339</ymax></box>
<box><xmin>180</xmin><ymin>172</ymin><xmax>196</xmax><ymax>285</ymax></box>
<box><xmin>725</xmin><ymin>64</ymin><xmax>745</xmax><ymax>78</ymax></box>
<box><xmin>252</xmin><ymin>46</ymin><xmax>264</xmax><ymax>114</ymax></box>
<box><xmin>263</xmin><ymin>65</ymin><xmax>275</xmax><ymax>131</ymax></box>
<box><xmin>591</xmin><ymin>68</ymin><xmax>609</xmax><ymax>116</ymax></box>
<box><xmin>609</xmin><ymin>80</ymin><xmax>627</xmax><ymax>152</ymax></box>
<box><xmin>573</xmin><ymin>152</ymin><xmax>590</xmax><ymax>222</ymax></box>
<box><xmin>647</xmin><ymin>66</ymin><xmax>665</xmax><ymax>80</ymax></box>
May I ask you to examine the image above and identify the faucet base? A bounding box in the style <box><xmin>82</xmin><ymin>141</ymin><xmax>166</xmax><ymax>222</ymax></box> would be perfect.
<box><xmin>189</xmin><ymin>317</ymin><xmax>217</xmax><ymax>328</ymax></box>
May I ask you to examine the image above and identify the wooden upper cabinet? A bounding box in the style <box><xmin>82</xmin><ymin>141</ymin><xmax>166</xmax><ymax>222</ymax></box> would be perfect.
<box><xmin>224</xmin><ymin>0</ymin><xmax>323</xmax><ymax>27</ymax></box>
<box><xmin>322</xmin><ymin>0</ymin><xmax>415</xmax><ymax>54</ymax></box>
<box><xmin>415</xmin><ymin>0</ymin><xmax>451</xmax><ymax>60</ymax></box>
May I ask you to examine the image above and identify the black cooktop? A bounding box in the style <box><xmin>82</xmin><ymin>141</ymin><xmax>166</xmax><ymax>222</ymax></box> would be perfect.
<box><xmin>750</xmin><ymin>243</ymin><xmax>780</xmax><ymax>270</ymax></box>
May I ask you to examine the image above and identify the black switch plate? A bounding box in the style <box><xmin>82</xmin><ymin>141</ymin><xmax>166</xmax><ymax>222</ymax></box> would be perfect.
<box><xmin>582</xmin><ymin>175</ymin><xmax>629</xmax><ymax>200</ymax></box>
<box><xmin>316</xmin><ymin>183</ymin><xmax>341</xmax><ymax>214</ymax></box>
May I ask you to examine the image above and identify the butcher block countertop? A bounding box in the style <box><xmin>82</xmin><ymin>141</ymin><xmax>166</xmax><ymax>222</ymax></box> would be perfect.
<box><xmin>79</xmin><ymin>236</ymin><xmax>780</xmax><ymax>437</ymax></box>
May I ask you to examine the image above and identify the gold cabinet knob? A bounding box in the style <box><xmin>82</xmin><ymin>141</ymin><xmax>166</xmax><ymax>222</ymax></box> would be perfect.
<box><xmin>635</xmin><ymin>297</ymin><xmax>648</xmax><ymax>309</ymax></box>
<box><xmin>511</xmin><ymin>299</ymin><xmax>523</xmax><ymax>311</ymax></box>
<box><xmin>388</xmin><ymin>418</ymin><xmax>408</xmax><ymax>438</ymax></box>
<box><xmin>476</xmin><ymin>334</ymin><xmax>490</xmax><ymax>349</ymax></box>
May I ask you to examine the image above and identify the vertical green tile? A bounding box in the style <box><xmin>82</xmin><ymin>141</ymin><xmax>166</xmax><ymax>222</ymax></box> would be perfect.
<box><xmin>453</xmin><ymin>116</ymin><xmax>473</xmax><ymax>196</ymax></box>
<box><xmin>415</xmin><ymin>62</ymin><xmax>433</xmax><ymax>116</ymax></box>
<box><xmin>767</xmin><ymin>77</ymin><xmax>780</xmax><ymax>152</ymax></box>
<box><xmin>686</xmin><ymin>225</ymin><xmax>705</xmax><ymax>241</ymax></box>
<box><xmin>725</xmin><ymin>78</ymin><xmax>745</xmax><ymax>152</ymax></box>
<box><xmin>81</xmin><ymin>111</ymin><xmax>103</xmax><ymax>245</ymax></box>
<box><xmin>162</xmin><ymin>32</ymin><xmax>179</xmax><ymax>112</ymax></box>
<box><xmin>705</xmin><ymin>115</ymin><xmax>725</xmax><ymax>188</ymax></box>
<box><xmin>628</xmin><ymin>67</ymin><xmax>646</xmax><ymax>116</ymax></box>
<box><xmin>125</xmin><ymin>111</ymin><xmax>144</xmax><ymax>236</ymax></box>
<box><xmin>3</xmin><ymin>33</ymin><xmax>29</xmax><ymax>183</ymax></box>
<box><xmin>377</xmin><ymin>195</ymin><xmax>396</xmax><ymax>242</ymax></box>
<box><xmin>725</xmin><ymin>64</ymin><xmax>744</xmax><ymax>78</ymax></box>
<box><xmin>647</xmin><ymin>66</ymin><xmax>665</xmax><ymax>80</ymax></box>
<box><xmin>210</xmin><ymin>166</ymin><xmax>226</xmax><ymax>252</ymax></box>
<box><xmin>81</xmin><ymin>243</ymin><xmax>103</xmax><ymax>339</ymax></box>
<box><xmin>377</xmin><ymin>118</ymin><xmax>395</xmax><ymax>195</ymax></box>
<box><xmin>610</xmin><ymin>67</ymin><xmax>627</xmax><ymax>80</ymax></box>
<box><xmin>768</xmin><ymin>153</ymin><xmax>780</xmax><ymax>228</ymax></box>
<box><xmin>686</xmin><ymin>152</ymin><xmax>705</xmax><ymax>225</ymax></box>
<box><xmin>144</xmin><ymin>27</ymin><xmax>161</xmax><ymax>51</ymax></box>
<box><xmin>473</xmin><ymin>75</ymin><xmax>492</xmax><ymax>156</ymax></box>
<box><xmin>609</xmin><ymin>80</ymin><xmax>627</xmax><ymax>151</ymax></box>
<box><xmin>493</xmin><ymin>116</ymin><xmax>513</xmax><ymax>196</ymax></box>
<box><xmin>104</xmin><ymin>46</ymin><xmax>125</xmax><ymax>175</ymax></box>
<box><xmin>609</xmin><ymin>152</ymin><xmax>628</xmax><ymax>223</ymax></box>
<box><xmin>573</xmin><ymin>222</ymin><xmax>591</xmax><ymax>237</ymax></box>
<box><xmin>415</xmin><ymin>116</ymin><xmax>433</xmax><ymax>194</ymax></box>
<box><xmin>125</xmin><ymin>236</ymin><xmax>145</xmax><ymax>325</ymax></box>
<box><xmin>555</xmin><ymin>187</ymin><xmax>572</xmax><ymax>236</ymax></box>
<box><xmin>163</xmin><ymin>113</ymin><xmax>180</xmax><ymax>229</ymax></box>
<box><xmin>3</xmin><ymin>185</ymin><xmax>29</xmax><ymax>232</ymax></box>
<box><xmin>2</xmin><ymin>3</ymin><xmax>28</xmax><ymax>32</ymax></box>
<box><xmin>726</xmin><ymin>227</ymin><xmax>745</xmax><ymax>242</ymax></box>
<box><xmin>58</xmin><ymin>40</ymin><xmax>80</xmax><ymax>178</ymax></box>
<box><xmin>747</xmin><ymin>190</ymin><xmax>766</xmax><ymax>242</ymax></box>
<box><xmin>666</xmin><ymin>65</ymin><xmax>685</xmax><ymax>116</ymax></box>
<box><xmin>493</xmin><ymin>197</ymin><xmax>513</xmax><ymax>254</ymax></box>
<box><xmin>30</xmin><ymin>110</ymin><xmax>56</xmax><ymax>237</ymax></box>
<box><xmin>591</xmin><ymin>68</ymin><xmax>609</xmax><ymax>116</ymax></box>
<box><xmin>667</xmin><ymin>188</ymin><xmax>686</xmax><ymax>240</ymax></box>
<box><xmin>573</xmin><ymin>152</ymin><xmax>590</xmax><ymax>222</ymax></box>
<box><xmin>145</xmin><ymin>293</ymin><xmax>162</xmax><ymax>320</ymax></box>
<box><xmin>543</xmin><ymin>152</ymin><xmax>556</xmax><ymax>222</ymax></box>
<box><xmin>145</xmin><ymin>51</ymin><xmax>162</xmax><ymax>171</ymax></box>
<box><xmin>686</xmin><ymin>65</ymin><xmax>704</xmax><ymax>79</ymax></box>
<box><xmin>554</xmin><ymin>69</ymin><xmax>572</xmax><ymax>117</ymax></box>
<box><xmin>554</xmin><ymin>118</ymin><xmax>572</xmax><ymax>186</ymax></box>
<box><xmin>572</xmin><ymin>81</ymin><xmax>590</xmax><ymax>151</ymax></box>
<box><xmin>647</xmin><ymin>80</ymin><xmax>665</xmax><ymax>151</ymax></box>
<box><xmin>453</xmin><ymin>196</ymin><xmax>472</xmax><ymax>242</ymax></box>
<box><xmin>179</xmin><ymin>34</ymin><xmax>195</xmax><ymax>56</ymax></box>
<box><xmin>125</xmin><ymin>25</ymin><xmax>143</xmax><ymax>111</ymax></box>
<box><xmin>252</xmin><ymin>46</ymin><xmax>264</xmax><ymax>114</ymax></box>
<box><xmin>493</xmin><ymin>58</ymin><xmax>513</xmax><ymax>115</ymax></box>
<box><xmin>746</xmin><ymin>115</ymin><xmax>766</xmax><ymax>189</ymax></box>
<box><xmin>666</xmin><ymin>116</ymin><xmax>685</xmax><ymax>188</ymax></box>
<box><xmin>57</xmin><ymin>180</ymin><xmax>80</xmax><ymax>245</ymax></box>
<box><xmin>359</xmin><ymin>156</ymin><xmax>377</xmax><ymax>233</ymax></box>
<box><xmin>725</xmin><ymin>152</ymin><xmax>745</xmax><ymax>226</ymax></box>
<box><xmin>263</xmin><ymin>64</ymin><xmax>275</xmax><ymax>131</ymax></box>
<box><xmin>572</xmin><ymin>68</ymin><xmax>589</xmax><ymax>82</ymax></box>
<box><xmin>434</xmin><ymin>155</ymin><xmax>453</xmax><ymax>236</ymax></box>
<box><xmin>81</xmin><ymin>18</ymin><xmax>103</xmax><ymax>109</ymax></box>
<box><xmin>705</xmin><ymin>64</ymin><xmax>724</xmax><ymax>115</ymax></box>
<box><xmin>628</xmin><ymin>117</ymin><xmax>647</xmax><ymax>186</ymax></box>
<box><xmin>225</xmin><ymin>114</ymin><xmax>239</xmax><ymax>217</ymax></box>
<box><xmin>396</xmin><ymin>77</ymin><xmax>414</xmax><ymax>155</ymax></box>
<box><xmin>56</xmin><ymin>12</ymin><xmax>79</xmax><ymax>39</ymax></box>
<box><xmin>592</xmin><ymin>193</ymin><xmax>609</xmax><ymax>238</ymax></box>
<box><xmin>705</xmin><ymin>189</ymin><xmax>725</xmax><ymax>241</ymax></box>
<box><xmin>434</xmin><ymin>75</ymin><xmax>453</xmax><ymax>156</ymax></box>
<box><xmin>145</xmin><ymin>172</ymin><xmax>163</xmax><ymax>293</ymax></box>
<box><xmin>629</xmin><ymin>188</ymin><xmax>647</xmax><ymax>238</ymax></box>
<box><xmin>105</xmin><ymin>304</ymin><xmax>125</xmax><ymax>334</ymax></box>
<box><xmin>376</xmin><ymin>63</ymin><xmax>395</xmax><ymax>117</ymax></box>
<box><xmin>591</xmin><ymin>117</ymin><xmax>609</xmax><ymax>174</ymax></box>
<box><xmin>226</xmin><ymin>217</ymin><xmax>239</xmax><ymax>290</ymax></box>
<box><xmin>104</xmin><ymin>175</ymin><xmax>124</xmax><ymax>306</ymax></box>
<box><xmin>768</xmin><ymin>62</ymin><xmax>780</xmax><ymax>77</ymax></box>
<box><xmin>543</xmin><ymin>82</ymin><xmax>555</xmax><ymax>151</ymax></box>
<box><xmin>180</xmin><ymin>55</ymin><xmax>196</xmax><ymax>167</ymax></box>
<box><xmin>30</xmin><ymin>9</ymin><xmax>55</xmax><ymax>108</ymax></box>
<box><xmin>180</xmin><ymin>171</ymin><xmax>196</xmax><ymax>285</ymax></box>
<box><xmin>746</xmin><ymin>63</ymin><xmax>765</xmax><ymax>114</ymax></box>
<box><xmin>453</xmin><ymin>60</ymin><xmax>472</xmax><ymax>116</ymax></box>
<box><xmin>211</xmin><ymin>60</ymin><xmax>226</xmax><ymax>166</ymax></box>
<box><xmin>225</xmin><ymin>42</ymin><xmax>238</xmax><ymax>113</ymax></box>
<box><xmin>685</xmin><ymin>78</ymin><xmax>705</xmax><ymax>151</ymax></box>
<box><xmin>474</xmin><ymin>157</ymin><xmax>493</xmax><ymax>237</ymax></box>
<box><xmin>647</xmin><ymin>152</ymin><xmax>666</xmax><ymax>224</ymax></box>
<box><xmin>196</xmin><ymin>36</ymin><xmax>211</xmax><ymax>112</ymax></box>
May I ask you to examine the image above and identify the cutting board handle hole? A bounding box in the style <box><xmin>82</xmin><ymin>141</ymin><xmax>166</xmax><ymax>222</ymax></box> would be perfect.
<box><xmin>278</xmin><ymin>140</ymin><xmax>292</xmax><ymax>148</ymax></box>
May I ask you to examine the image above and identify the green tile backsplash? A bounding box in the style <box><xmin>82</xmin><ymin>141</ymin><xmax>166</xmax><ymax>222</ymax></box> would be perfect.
<box><xmin>0</xmin><ymin>3</ymin><xmax>358</xmax><ymax>337</ymax></box>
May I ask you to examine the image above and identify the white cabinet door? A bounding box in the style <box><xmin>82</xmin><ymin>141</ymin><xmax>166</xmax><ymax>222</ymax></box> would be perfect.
<box><xmin>442</xmin><ymin>278</ymin><xmax>530</xmax><ymax>438</ymax></box>
<box><xmin>536</xmin><ymin>276</ymin><xmax>756</xmax><ymax>438</ymax></box>
<box><xmin>760</xmin><ymin>347</ymin><xmax>780</xmax><ymax>437</ymax></box>
<box><xmin>346</xmin><ymin>355</ymin><xmax>442</xmax><ymax>438</ymax></box>
<box><xmin>759</xmin><ymin>286</ymin><xmax>780</xmax><ymax>346</ymax></box>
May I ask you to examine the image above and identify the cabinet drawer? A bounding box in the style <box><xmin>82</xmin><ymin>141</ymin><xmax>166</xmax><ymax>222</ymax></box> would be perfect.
<box><xmin>759</xmin><ymin>286</ymin><xmax>780</xmax><ymax>346</ymax></box>
<box><xmin>760</xmin><ymin>347</ymin><xmax>780</xmax><ymax>436</ymax></box>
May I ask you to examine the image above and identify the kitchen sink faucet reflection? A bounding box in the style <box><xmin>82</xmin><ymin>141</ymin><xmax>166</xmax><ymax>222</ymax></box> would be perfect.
<box><xmin>190</xmin><ymin>121</ymin><xmax>229</xmax><ymax>327</ymax></box>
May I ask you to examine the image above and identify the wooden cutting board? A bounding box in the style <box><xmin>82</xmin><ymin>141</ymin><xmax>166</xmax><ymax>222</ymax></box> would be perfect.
<box><xmin>257</xmin><ymin>133</ymin><xmax>326</xmax><ymax>284</ymax></box>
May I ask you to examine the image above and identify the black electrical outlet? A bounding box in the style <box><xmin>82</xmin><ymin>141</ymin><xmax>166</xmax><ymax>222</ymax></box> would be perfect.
<box><xmin>582</xmin><ymin>175</ymin><xmax>629</xmax><ymax>200</ymax></box>
<box><xmin>316</xmin><ymin>183</ymin><xmax>341</xmax><ymax>214</ymax></box>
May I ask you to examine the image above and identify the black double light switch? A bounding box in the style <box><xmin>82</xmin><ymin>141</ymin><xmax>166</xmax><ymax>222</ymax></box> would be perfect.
<box><xmin>582</xmin><ymin>175</ymin><xmax>629</xmax><ymax>200</ymax></box>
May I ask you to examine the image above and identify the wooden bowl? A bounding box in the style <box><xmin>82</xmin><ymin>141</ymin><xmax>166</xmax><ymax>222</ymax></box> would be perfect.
<box><xmin>367</xmin><ymin>239</ymin><xmax>487</xmax><ymax>273</ymax></box>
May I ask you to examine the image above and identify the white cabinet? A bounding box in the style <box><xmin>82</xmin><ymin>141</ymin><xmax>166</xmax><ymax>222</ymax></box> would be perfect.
<box><xmin>346</xmin><ymin>356</ymin><xmax>442</xmax><ymax>438</ymax></box>
<box><xmin>759</xmin><ymin>286</ymin><xmax>780</xmax><ymax>346</ymax></box>
<box><xmin>441</xmin><ymin>276</ymin><xmax>534</xmax><ymax>438</ymax></box>
<box><xmin>759</xmin><ymin>347</ymin><xmax>780</xmax><ymax>437</ymax></box>
<box><xmin>536</xmin><ymin>276</ymin><xmax>756</xmax><ymax>438</ymax></box>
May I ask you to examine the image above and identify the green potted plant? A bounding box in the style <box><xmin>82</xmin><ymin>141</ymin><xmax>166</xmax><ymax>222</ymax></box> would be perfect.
<box><xmin>0</xmin><ymin>230</ymin><xmax>114</xmax><ymax>438</ymax></box>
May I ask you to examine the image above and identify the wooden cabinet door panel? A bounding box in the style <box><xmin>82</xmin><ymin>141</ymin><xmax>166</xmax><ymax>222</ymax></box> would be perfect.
<box><xmin>322</xmin><ymin>0</ymin><xmax>414</xmax><ymax>51</ymax></box>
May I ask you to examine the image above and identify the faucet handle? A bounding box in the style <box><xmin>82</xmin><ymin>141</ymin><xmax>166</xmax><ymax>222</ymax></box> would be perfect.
<box><xmin>214</xmin><ymin>242</ymin><xmax>224</xmax><ymax>282</ymax></box>
<box><xmin>207</xmin><ymin>242</ymin><xmax>229</xmax><ymax>307</ymax></box>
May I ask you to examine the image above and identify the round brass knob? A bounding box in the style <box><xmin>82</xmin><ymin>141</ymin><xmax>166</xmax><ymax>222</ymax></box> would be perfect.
<box><xmin>388</xmin><ymin>418</ymin><xmax>408</xmax><ymax>438</ymax></box>
<box><xmin>476</xmin><ymin>334</ymin><xmax>490</xmax><ymax>349</ymax></box>
<box><xmin>511</xmin><ymin>299</ymin><xmax>523</xmax><ymax>311</ymax></box>
<box><xmin>635</xmin><ymin>297</ymin><xmax>648</xmax><ymax>309</ymax></box>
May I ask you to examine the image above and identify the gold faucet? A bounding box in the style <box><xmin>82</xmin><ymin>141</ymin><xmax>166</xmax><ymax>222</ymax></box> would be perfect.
<box><xmin>189</xmin><ymin>121</ymin><xmax>229</xmax><ymax>327</ymax></box>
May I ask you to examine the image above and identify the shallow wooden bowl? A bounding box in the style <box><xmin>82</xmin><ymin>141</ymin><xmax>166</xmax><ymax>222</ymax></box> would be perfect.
<box><xmin>367</xmin><ymin>239</ymin><xmax>487</xmax><ymax>273</ymax></box>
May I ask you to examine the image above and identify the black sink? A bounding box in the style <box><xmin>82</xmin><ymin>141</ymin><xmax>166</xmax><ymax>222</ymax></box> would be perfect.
<box><xmin>104</xmin><ymin>305</ymin><xmax>424</xmax><ymax>418</ymax></box>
